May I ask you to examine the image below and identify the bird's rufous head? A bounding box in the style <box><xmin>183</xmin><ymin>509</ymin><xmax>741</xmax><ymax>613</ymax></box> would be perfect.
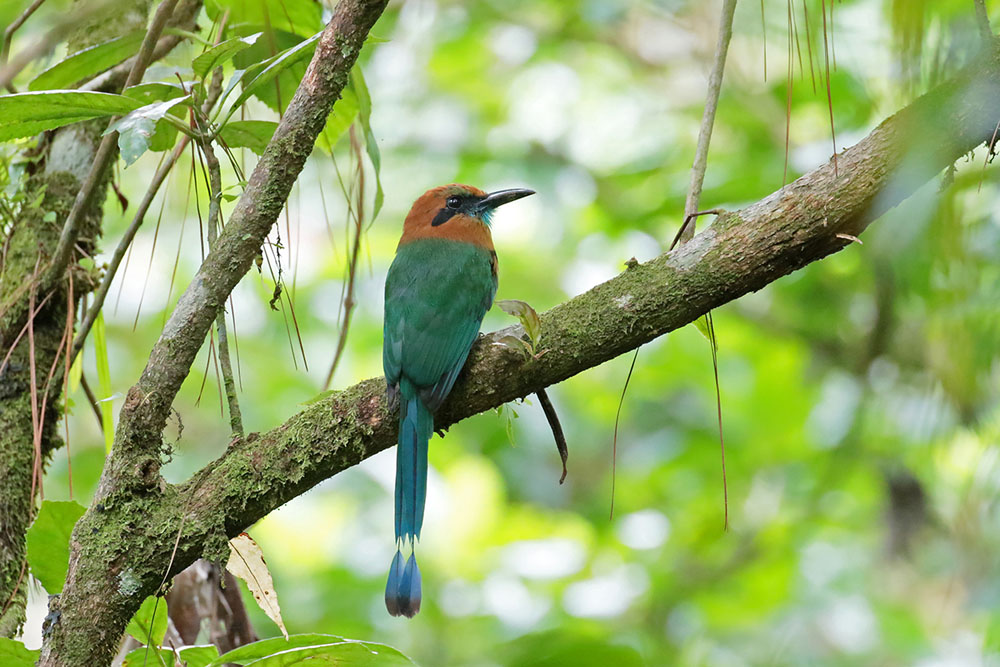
<box><xmin>399</xmin><ymin>184</ymin><xmax>534</xmax><ymax>249</ymax></box>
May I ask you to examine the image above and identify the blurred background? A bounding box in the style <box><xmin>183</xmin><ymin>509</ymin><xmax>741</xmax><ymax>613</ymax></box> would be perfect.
<box><xmin>6</xmin><ymin>0</ymin><xmax>1000</xmax><ymax>664</ymax></box>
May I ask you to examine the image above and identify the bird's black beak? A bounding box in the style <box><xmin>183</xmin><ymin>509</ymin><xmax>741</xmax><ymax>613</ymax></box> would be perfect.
<box><xmin>479</xmin><ymin>188</ymin><xmax>535</xmax><ymax>210</ymax></box>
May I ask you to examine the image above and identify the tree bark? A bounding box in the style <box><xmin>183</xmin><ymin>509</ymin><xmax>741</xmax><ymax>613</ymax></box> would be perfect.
<box><xmin>35</xmin><ymin>14</ymin><xmax>1000</xmax><ymax>667</ymax></box>
<box><xmin>38</xmin><ymin>1</ymin><xmax>390</xmax><ymax>665</ymax></box>
<box><xmin>0</xmin><ymin>0</ymin><xmax>201</xmax><ymax>642</ymax></box>
<box><xmin>0</xmin><ymin>0</ymin><xmax>153</xmax><ymax>636</ymax></box>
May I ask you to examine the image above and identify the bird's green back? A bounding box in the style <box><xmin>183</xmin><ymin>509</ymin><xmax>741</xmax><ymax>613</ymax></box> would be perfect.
<box><xmin>383</xmin><ymin>238</ymin><xmax>497</xmax><ymax>410</ymax></box>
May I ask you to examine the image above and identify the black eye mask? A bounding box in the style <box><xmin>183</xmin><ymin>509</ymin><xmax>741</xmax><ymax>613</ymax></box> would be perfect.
<box><xmin>431</xmin><ymin>207</ymin><xmax>459</xmax><ymax>226</ymax></box>
<box><xmin>431</xmin><ymin>195</ymin><xmax>478</xmax><ymax>226</ymax></box>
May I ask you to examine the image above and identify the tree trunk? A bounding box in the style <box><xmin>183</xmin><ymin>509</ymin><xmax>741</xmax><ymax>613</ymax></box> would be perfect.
<box><xmin>0</xmin><ymin>0</ymin><xmax>153</xmax><ymax>634</ymax></box>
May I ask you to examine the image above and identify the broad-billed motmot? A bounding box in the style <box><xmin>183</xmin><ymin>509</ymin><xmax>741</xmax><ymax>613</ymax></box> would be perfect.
<box><xmin>382</xmin><ymin>184</ymin><xmax>535</xmax><ymax>617</ymax></box>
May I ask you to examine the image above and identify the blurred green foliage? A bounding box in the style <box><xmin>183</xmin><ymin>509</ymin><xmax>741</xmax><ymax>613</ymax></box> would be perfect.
<box><xmin>4</xmin><ymin>0</ymin><xmax>1000</xmax><ymax>664</ymax></box>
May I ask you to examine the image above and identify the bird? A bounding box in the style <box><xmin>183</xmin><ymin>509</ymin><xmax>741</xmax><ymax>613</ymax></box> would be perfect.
<box><xmin>382</xmin><ymin>183</ymin><xmax>535</xmax><ymax>617</ymax></box>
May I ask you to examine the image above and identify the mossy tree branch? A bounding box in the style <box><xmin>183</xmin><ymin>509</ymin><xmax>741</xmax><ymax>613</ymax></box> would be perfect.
<box><xmin>0</xmin><ymin>0</ymin><xmax>201</xmax><ymax>645</ymax></box>
<box><xmin>0</xmin><ymin>0</ymin><xmax>170</xmax><ymax>638</ymax></box>
<box><xmin>41</xmin><ymin>19</ymin><xmax>1000</xmax><ymax>667</ymax></box>
<box><xmin>180</xmin><ymin>38</ymin><xmax>1000</xmax><ymax>535</ymax></box>
<box><xmin>39</xmin><ymin>1</ymin><xmax>390</xmax><ymax>666</ymax></box>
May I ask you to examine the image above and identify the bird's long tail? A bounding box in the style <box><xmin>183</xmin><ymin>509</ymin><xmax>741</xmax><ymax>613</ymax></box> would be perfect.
<box><xmin>385</xmin><ymin>386</ymin><xmax>432</xmax><ymax>617</ymax></box>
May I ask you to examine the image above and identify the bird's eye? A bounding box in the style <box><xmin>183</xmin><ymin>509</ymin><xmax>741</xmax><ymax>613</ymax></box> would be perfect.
<box><xmin>446</xmin><ymin>196</ymin><xmax>461</xmax><ymax>209</ymax></box>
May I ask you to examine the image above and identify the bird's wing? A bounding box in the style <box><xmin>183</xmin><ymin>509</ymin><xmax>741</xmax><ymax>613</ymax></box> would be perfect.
<box><xmin>383</xmin><ymin>239</ymin><xmax>496</xmax><ymax>412</ymax></box>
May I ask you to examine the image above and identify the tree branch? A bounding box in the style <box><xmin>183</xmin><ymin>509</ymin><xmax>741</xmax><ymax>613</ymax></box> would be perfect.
<box><xmin>1</xmin><ymin>0</ymin><xmax>48</xmax><ymax>76</ymax></box>
<box><xmin>39</xmin><ymin>2</ymin><xmax>390</xmax><ymax>665</ymax></box>
<box><xmin>680</xmin><ymin>0</ymin><xmax>737</xmax><ymax>240</ymax></box>
<box><xmin>198</xmin><ymin>131</ymin><xmax>243</xmax><ymax>436</ymax></box>
<box><xmin>182</xmin><ymin>38</ymin><xmax>1000</xmax><ymax>563</ymax></box>
<box><xmin>0</xmin><ymin>0</ymin><xmax>202</xmax><ymax>639</ymax></box>
<box><xmin>110</xmin><ymin>0</ymin><xmax>388</xmax><ymax>468</ymax></box>
<box><xmin>41</xmin><ymin>15</ymin><xmax>1000</xmax><ymax>667</ymax></box>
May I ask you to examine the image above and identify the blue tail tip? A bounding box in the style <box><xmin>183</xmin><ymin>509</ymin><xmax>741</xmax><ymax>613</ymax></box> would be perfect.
<box><xmin>385</xmin><ymin>550</ymin><xmax>422</xmax><ymax>618</ymax></box>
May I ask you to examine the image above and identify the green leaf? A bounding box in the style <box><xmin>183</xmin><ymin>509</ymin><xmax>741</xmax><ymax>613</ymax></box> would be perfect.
<box><xmin>205</xmin><ymin>0</ymin><xmax>322</xmax><ymax>38</ymax></box>
<box><xmin>94</xmin><ymin>311</ymin><xmax>114</xmax><ymax>453</ymax></box>
<box><xmin>248</xmin><ymin>643</ymin><xmax>415</xmax><ymax>666</ymax></box>
<box><xmin>0</xmin><ymin>638</ymin><xmax>40</xmax><ymax>667</ymax></box>
<box><xmin>126</xmin><ymin>596</ymin><xmax>169</xmax><ymax>647</ymax></box>
<box><xmin>224</xmin><ymin>31</ymin><xmax>320</xmax><ymax>123</ymax></box>
<box><xmin>496</xmin><ymin>299</ymin><xmax>542</xmax><ymax>351</ymax></box>
<box><xmin>0</xmin><ymin>91</ymin><xmax>142</xmax><ymax>142</ymax></box>
<box><xmin>68</xmin><ymin>349</ymin><xmax>82</xmax><ymax>394</ymax></box>
<box><xmin>28</xmin><ymin>31</ymin><xmax>146</xmax><ymax>91</ymax></box>
<box><xmin>209</xmin><ymin>635</ymin><xmax>414</xmax><ymax>667</ymax></box>
<box><xmin>178</xmin><ymin>645</ymin><xmax>220</xmax><ymax>667</ymax></box>
<box><xmin>193</xmin><ymin>32</ymin><xmax>263</xmax><ymax>79</ymax></box>
<box><xmin>217</xmin><ymin>69</ymin><xmax>246</xmax><ymax>112</ymax></box>
<box><xmin>147</xmin><ymin>119</ymin><xmax>179</xmax><ymax>153</ymax></box>
<box><xmin>352</xmin><ymin>67</ymin><xmax>383</xmax><ymax>219</ymax></box>
<box><xmin>122</xmin><ymin>646</ymin><xmax>174</xmax><ymax>667</ymax></box>
<box><xmin>105</xmin><ymin>96</ymin><xmax>189</xmax><ymax>166</ymax></box>
<box><xmin>496</xmin><ymin>334</ymin><xmax>532</xmax><ymax>359</ymax></box>
<box><xmin>692</xmin><ymin>314</ymin><xmax>717</xmax><ymax>352</ymax></box>
<box><xmin>25</xmin><ymin>500</ymin><xmax>86</xmax><ymax>594</ymax></box>
<box><xmin>218</xmin><ymin>120</ymin><xmax>278</xmax><ymax>155</ymax></box>
<box><xmin>210</xmin><ymin>635</ymin><xmax>343</xmax><ymax>665</ymax></box>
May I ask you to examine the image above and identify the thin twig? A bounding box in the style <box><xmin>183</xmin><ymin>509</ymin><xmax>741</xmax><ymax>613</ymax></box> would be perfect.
<box><xmin>194</xmin><ymin>59</ymin><xmax>243</xmax><ymax>435</ymax></box>
<box><xmin>36</xmin><ymin>284</ymin><xmax>74</xmax><ymax>500</ymax></box>
<box><xmin>706</xmin><ymin>312</ymin><xmax>727</xmax><ymax>529</ymax></box>
<box><xmin>676</xmin><ymin>1</ymin><xmax>736</xmax><ymax>530</ymax></box>
<box><xmin>0</xmin><ymin>558</ymin><xmax>28</xmax><ymax>622</ymax></box>
<box><xmin>202</xmin><ymin>136</ymin><xmax>243</xmax><ymax>436</ymax></box>
<box><xmin>27</xmin><ymin>260</ymin><xmax>42</xmax><ymax>503</ymax></box>
<box><xmin>44</xmin><ymin>0</ymin><xmax>181</xmax><ymax>289</ymax></box>
<box><xmin>609</xmin><ymin>348</ymin><xmax>639</xmax><ymax>520</ymax></box>
<box><xmin>802</xmin><ymin>0</ymin><xmax>817</xmax><ymax>93</ymax></box>
<box><xmin>820</xmin><ymin>0</ymin><xmax>839</xmax><ymax>175</ymax></box>
<box><xmin>784</xmin><ymin>0</ymin><xmax>794</xmax><ymax>185</ymax></box>
<box><xmin>681</xmin><ymin>0</ymin><xmax>738</xmax><ymax>242</ymax></box>
<box><xmin>63</xmin><ymin>272</ymin><xmax>74</xmax><ymax>498</ymax></box>
<box><xmin>1</xmin><ymin>0</ymin><xmax>48</xmax><ymax>68</ymax></box>
<box><xmin>79</xmin><ymin>372</ymin><xmax>104</xmax><ymax>431</ymax></box>
<box><xmin>0</xmin><ymin>290</ymin><xmax>54</xmax><ymax>376</ymax></box>
<box><xmin>205</xmin><ymin>14</ymin><xmax>242</xmax><ymax>435</ymax></box>
<box><xmin>0</xmin><ymin>0</ymin><xmax>116</xmax><ymax>91</ymax></box>
<box><xmin>670</xmin><ymin>209</ymin><xmax>725</xmax><ymax>252</ymax></box>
